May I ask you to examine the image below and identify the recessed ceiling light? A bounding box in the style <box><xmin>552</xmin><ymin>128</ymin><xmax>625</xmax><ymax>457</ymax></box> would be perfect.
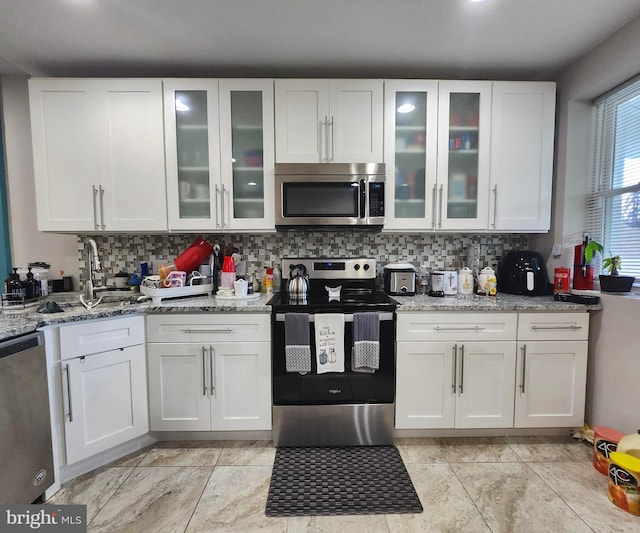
<box><xmin>397</xmin><ymin>104</ymin><xmax>415</xmax><ymax>113</ymax></box>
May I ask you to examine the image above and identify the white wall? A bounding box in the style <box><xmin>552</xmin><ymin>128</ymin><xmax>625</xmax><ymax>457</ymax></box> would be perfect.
<box><xmin>530</xmin><ymin>17</ymin><xmax>640</xmax><ymax>434</ymax></box>
<box><xmin>0</xmin><ymin>76</ymin><xmax>78</xmax><ymax>280</ymax></box>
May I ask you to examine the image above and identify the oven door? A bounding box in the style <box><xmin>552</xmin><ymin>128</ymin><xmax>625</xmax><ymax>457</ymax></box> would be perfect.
<box><xmin>271</xmin><ymin>311</ymin><xmax>396</xmax><ymax>406</ymax></box>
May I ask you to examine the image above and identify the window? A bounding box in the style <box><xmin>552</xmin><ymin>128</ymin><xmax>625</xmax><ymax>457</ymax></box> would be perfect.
<box><xmin>588</xmin><ymin>76</ymin><xmax>640</xmax><ymax>283</ymax></box>
<box><xmin>0</xmin><ymin>118</ymin><xmax>12</xmax><ymax>282</ymax></box>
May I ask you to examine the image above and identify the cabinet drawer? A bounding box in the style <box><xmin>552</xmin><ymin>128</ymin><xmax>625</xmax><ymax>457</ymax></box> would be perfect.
<box><xmin>146</xmin><ymin>313</ymin><xmax>270</xmax><ymax>343</ymax></box>
<box><xmin>59</xmin><ymin>315</ymin><xmax>145</xmax><ymax>360</ymax></box>
<box><xmin>517</xmin><ymin>313</ymin><xmax>589</xmax><ymax>341</ymax></box>
<box><xmin>397</xmin><ymin>312</ymin><xmax>517</xmax><ymax>342</ymax></box>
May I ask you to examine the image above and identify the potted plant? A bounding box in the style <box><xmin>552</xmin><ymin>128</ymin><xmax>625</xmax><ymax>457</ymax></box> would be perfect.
<box><xmin>584</xmin><ymin>240</ymin><xmax>636</xmax><ymax>292</ymax></box>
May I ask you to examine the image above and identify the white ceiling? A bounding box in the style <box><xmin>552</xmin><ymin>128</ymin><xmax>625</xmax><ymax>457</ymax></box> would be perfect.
<box><xmin>1</xmin><ymin>0</ymin><xmax>640</xmax><ymax>80</ymax></box>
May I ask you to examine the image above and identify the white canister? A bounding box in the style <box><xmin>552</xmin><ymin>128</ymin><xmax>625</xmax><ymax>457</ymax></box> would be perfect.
<box><xmin>478</xmin><ymin>267</ymin><xmax>497</xmax><ymax>295</ymax></box>
<box><xmin>458</xmin><ymin>267</ymin><xmax>475</xmax><ymax>296</ymax></box>
<box><xmin>443</xmin><ymin>270</ymin><xmax>458</xmax><ymax>295</ymax></box>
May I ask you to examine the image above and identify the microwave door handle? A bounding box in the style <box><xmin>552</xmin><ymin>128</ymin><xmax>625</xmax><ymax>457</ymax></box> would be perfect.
<box><xmin>360</xmin><ymin>179</ymin><xmax>366</xmax><ymax>219</ymax></box>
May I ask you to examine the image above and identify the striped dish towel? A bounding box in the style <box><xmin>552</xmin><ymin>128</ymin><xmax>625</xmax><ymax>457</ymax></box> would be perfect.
<box><xmin>352</xmin><ymin>312</ymin><xmax>380</xmax><ymax>373</ymax></box>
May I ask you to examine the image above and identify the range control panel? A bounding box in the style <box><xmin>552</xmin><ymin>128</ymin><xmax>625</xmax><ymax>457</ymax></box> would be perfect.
<box><xmin>281</xmin><ymin>257</ymin><xmax>377</xmax><ymax>280</ymax></box>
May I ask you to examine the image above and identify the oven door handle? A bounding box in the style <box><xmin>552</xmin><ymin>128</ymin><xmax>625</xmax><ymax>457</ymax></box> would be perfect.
<box><xmin>359</xmin><ymin>179</ymin><xmax>366</xmax><ymax>219</ymax></box>
<box><xmin>275</xmin><ymin>312</ymin><xmax>394</xmax><ymax>322</ymax></box>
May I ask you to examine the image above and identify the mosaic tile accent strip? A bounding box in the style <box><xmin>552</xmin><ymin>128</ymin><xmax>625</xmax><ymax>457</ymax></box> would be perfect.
<box><xmin>77</xmin><ymin>232</ymin><xmax>528</xmax><ymax>285</ymax></box>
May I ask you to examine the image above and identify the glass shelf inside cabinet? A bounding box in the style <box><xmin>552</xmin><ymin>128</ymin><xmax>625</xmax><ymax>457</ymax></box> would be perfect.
<box><xmin>230</xmin><ymin>91</ymin><xmax>265</xmax><ymax>219</ymax></box>
<box><xmin>175</xmin><ymin>90</ymin><xmax>211</xmax><ymax>219</ymax></box>
<box><xmin>447</xmin><ymin>92</ymin><xmax>480</xmax><ymax>219</ymax></box>
<box><xmin>394</xmin><ymin>91</ymin><xmax>427</xmax><ymax>219</ymax></box>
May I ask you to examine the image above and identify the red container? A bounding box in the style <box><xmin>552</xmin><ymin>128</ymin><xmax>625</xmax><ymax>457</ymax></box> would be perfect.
<box><xmin>573</xmin><ymin>243</ymin><xmax>595</xmax><ymax>290</ymax></box>
<box><xmin>554</xmin><ymin>267</ymin><xmax>571</xmax><ymax>294</ymax></box>
<box><xmin>174</xmin><ymin>237</ymin><xmax>213</xmax><ymax>275</ymax></box>
<box><xmin>594</xmin><ymin>426</ymin><xmax>624</xmax><ymax>475</ymax></box>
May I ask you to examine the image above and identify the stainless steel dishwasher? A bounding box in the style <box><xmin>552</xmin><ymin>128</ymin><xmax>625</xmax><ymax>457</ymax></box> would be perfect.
<box><xmin>0</xmin><ymin>331</ymin><xmax>55</xmax><ymax>503</ymax></box>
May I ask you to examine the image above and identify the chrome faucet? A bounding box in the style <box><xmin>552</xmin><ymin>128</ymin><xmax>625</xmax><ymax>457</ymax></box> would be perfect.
<box><xmin>80</xmin><ymin>238</ymin><xmax>103</xmax><ymax>309</ymax></box>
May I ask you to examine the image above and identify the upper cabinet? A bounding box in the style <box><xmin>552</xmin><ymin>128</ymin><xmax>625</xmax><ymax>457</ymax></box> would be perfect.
<box><xmin>384</xmin><ymin>80</ymin><xmax>556</xmax><ymax>233</ymax></box>
<box><xmin>29</xmin><ymin>78</ymin><xmax>167</xmax><ymax>232</ymax></box>
<box><xmin>164</xmin><ymin>79</ymin><xmax>275</xmax><ymax>231</ymax></box>
<box><xmin>274</xmin><ymin>79</ymin><xmax>384</xmax><ymax>163</ymax></box>
<box><xmin>489</xmin><ymin>82</ymin><xmax>556</xmax><ymax>232</ymax></box>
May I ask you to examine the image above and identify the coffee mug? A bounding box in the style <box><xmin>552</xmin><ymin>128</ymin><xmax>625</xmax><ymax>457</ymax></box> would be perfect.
<box><xmin>143</xmin><ymin>275</ymin><xmax>161</xmax><ymax>289</ymax></box>
<box><xmin>166</xmin><ymin>270</ymin><xmax>187</xmax><ymax>288</ymax></box>
<box><xmin>233</xmin><ymin>279</ymin><xmax>248</xmax><ymax>297</ymax></box>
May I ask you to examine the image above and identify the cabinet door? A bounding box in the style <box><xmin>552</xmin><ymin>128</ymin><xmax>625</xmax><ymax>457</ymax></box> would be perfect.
<box><xmin>29</xmin><ymin>79</ymin><xmax>101</xmax><ymax>232</ymax></box>
<box><xmin>490</xmin><ymin>82</ymin><xmax>556</xmax><ymax>231</ymax></box>
<box><xmin>97</xmin><ymin>79</ymin><xmax>167</xmax><ymax>231</ymax></box>
<box><xmin>396</xmin><ymin>341</ymin><xmax>455</xmax><ymax>429</ymax></box>
<box><xmin>210</xmin><ymin>342</ymin><xmax>272</xmax><ymax>431</ymax></box>
<box><xmin>514</xmin><ymin>341</ymin><xmax>588</xmax><ymax>428</ymax></box>
<box><xmin>384</xmin><ymin>80</ymin><xmax>439</xmax><ymax>230</ymax></box>
<box><xmin>219</xmin><ymin>79</ymin><xmax>275</xmax><ymax>230</ymax></box>
<box><xmin>164</xmin><ymin>79</ymin><xmax>221</xmax><ymax>230</ymax></box>
<box><xmin>63</xmin><ymin>345</ymin><xmax>148</xmax><ymax>464</ymax></box>
<box><xmin>275</xmin><ymin>80</ymin><xmax>329</xmax><ymax>163</ymax></box>
<box><xmin>147</xmin><ymin>343</ymin><xmax>211</xmax><ymax>431</ymax></box>
<box><xmin>437</xmin><ymin>81</ymin><xmax>492</xmax><ymax>231</ymax></box>
<box><xmin>329</xmin><ymin>80</ymin><xmax>384</xmax><ymax>163</ymax></box>
<box><xmin>454</xmin><ymin>341</ymin><xmax>516</xmax><ymax>429</ymax></box>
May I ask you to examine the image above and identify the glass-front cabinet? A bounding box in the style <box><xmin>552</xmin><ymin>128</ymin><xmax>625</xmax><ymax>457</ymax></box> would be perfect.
<box><xmin>164</xmin><ymin>79</ymin><xmax>274</xmax><ymax>231</ymax></box>
<box><xmin>437</xmin><ymin>80</ymin><xmax>492</xmax><ymax>231</ymax></box>
<box><xmin>384</xmin><ymin>80</ymin><xmax>439</xmax><ymax>231</ymax></box>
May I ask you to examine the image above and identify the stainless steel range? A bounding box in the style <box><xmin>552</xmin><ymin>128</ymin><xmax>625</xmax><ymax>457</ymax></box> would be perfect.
<box><xmin>268</xmin><ymin>257</ymin><xmax>398</xmax><ymax>446</ymax></box>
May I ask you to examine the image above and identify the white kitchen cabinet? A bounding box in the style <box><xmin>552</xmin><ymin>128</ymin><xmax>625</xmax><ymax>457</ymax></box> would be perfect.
<box><xmin>164</xmin><ymin>79</ymin><xmax>275</xmax><ymax>231</ymax></box>
<box><xmin>146</xmin><ymin>314</ymin><xmax>271</xmax><ymax>431</ymax></box>
<box><xmin>384</xmin><ymin>80</ymin><xmax>439</xmax><ymax>230</ymax></box>
<box><xmin>396</xmin><ymin>313</ymin><xmax>517</xmax><ymax>429</ymax></box>
<box><xmin>29</xmin><ymin>78</ymin><xmax>167</xmax><ymax>232</ymax></box>
<box><xmin>489</xmin><ymin>82</ymin><xmax>556</xmax><ymax>231</ymax></box>
<box><xmin>436</xmin><ymin>80</ymin><xmax>493</xmax><ymax>231</ymax></box>
<box><xmin>514</xmin><ymin>313</ymin><xmax>589</xmax><ymax>428</ymax></box>
<box><xmin>275</xmin><ymin>79</ymin><xmax>384</xmax><ymax>163</ymax></box>
<box><xmin>59</xmin><ymin>316</ymin><xmax>148</xmax><ymax>464</ymax></box>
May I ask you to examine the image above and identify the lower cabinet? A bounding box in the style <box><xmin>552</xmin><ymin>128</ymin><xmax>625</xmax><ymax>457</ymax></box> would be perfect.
<box><xmin>146</xmin><ymin>313</ymin><xmax>271</xmax><ymax>432</ymax></box>
<box><xmin>60</xmin><ymin>316</ymin><xmax>148</xmax><ymax>464</ymax></box>
<box><xmin>396</xmin><ymin>311</ymin><xmax>589</xmax><ymax>430</ymax></box>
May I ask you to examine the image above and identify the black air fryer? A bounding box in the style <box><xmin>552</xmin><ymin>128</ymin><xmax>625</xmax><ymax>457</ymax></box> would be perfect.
<box><xmin>497</xmin><ymin>251</ymin><xmax>551</xmax><ymax>296</ymax></box>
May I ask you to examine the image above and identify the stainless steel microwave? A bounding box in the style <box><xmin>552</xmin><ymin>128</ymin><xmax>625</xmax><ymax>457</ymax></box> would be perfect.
<box><xmin>275</xmin><ymin>163</ymin><xmax>385</xmax><ymax>229</ymax></box>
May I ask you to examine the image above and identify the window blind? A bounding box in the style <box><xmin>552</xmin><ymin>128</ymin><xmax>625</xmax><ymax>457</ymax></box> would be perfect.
<box><xmin>587</xmin><ymin>77</ymin><xmax>640</xmax><ymax>283</ymax></box>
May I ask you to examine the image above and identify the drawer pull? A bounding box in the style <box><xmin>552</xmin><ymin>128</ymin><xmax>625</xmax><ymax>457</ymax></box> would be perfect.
<box><xmin>202</xmin><ymin>347</ymin><xmax>207</xmax><ymax>396</ymax></box>
<box><xmin>65</xmin><ymin>364</ymin><xmax>73</xmax><ymax>422</ymax></box>
<box><xmin>181</xmin><ymin>328</ymin><xmax>234</xmax><ymax>334</ymax></box>
<box><xmin>209</xmin><ymin>346</ymin><xmax>216</xmax><ymax>398</ymax></box>
<box><xmin>531</xmin><ymin>325</ymin><xmax>582</xmax><ymax>331</ymax></box>
<box><xmin>520</xmin><ymin>345</ymin><xmax>527</xmax><ymax>394</ymax></box>
<box><xmin>451</xmin><ymin>345</ymin><xmax>457</xmax><ymax>395</ymax></box>
<box><xmin>459</xmin><ymin>344</ymin><xmax>465</xmax><ymax>394</ymax></box>
<box><xmin>434</xmin><ymin>326</ymin><xmax>486</xmax><ymax>332</ymax></box>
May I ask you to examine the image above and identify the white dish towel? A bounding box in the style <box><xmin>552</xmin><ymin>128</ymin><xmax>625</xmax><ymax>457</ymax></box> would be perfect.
<box><xmin>314</xmin><ymin>313</ymin><xmax>345</xmax><ymax>374</ymax></box>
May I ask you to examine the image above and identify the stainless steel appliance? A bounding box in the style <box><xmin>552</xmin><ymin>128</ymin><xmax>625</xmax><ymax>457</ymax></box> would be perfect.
<box><xmin>383</xmin><ymin>263</ymin><xmax>416</xmax><ymax>296</ymax></box>
<box><xmin>275</xmin><ymin>163</ymin><xmax>385</xmax><ymax>229</ymax></box>
<box><xmin>269</xmin><ymin>257</ymin><xmax>398</xmax><ymax>446</ymax></box>
<box><xmin>0</xmin><ymin>331</ymin><xmax>54</xmax><ymax>503</ymax></box>
<box><xmin>497</xmin><ymin>250</ymin><xmax>551</xmax><ymax>296</ymax></box>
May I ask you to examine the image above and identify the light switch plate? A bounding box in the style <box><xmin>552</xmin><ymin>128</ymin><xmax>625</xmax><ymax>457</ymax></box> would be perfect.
<box><xmin>552</xmin><ymin>244</ymin><xmax>562</xmax><ymax>257</ymax></box>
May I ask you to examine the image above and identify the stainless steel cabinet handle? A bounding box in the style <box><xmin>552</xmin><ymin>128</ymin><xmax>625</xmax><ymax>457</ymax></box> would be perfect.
<box><xmin>435</xmin><ymin>326</ymin><xmax>485</xmax><ymax>332</ymax></box>
<box><xmin>65</xmin><ymin>364</ymin><xmax>73</xmax><ymax>422</ymax></box>
<box><xmin>202</xmin><ymin>347</ymin><xmax>207</xmax><ymax>396</ymax></box>
<box><xmin>431</xmin><ymin>185</ymin><xmax>437</xmax><ymax>229</ymax></box>
<box><xmin>222</xmin><ymin>185</ymin><xmax>228</xmax><ymax>228</ymax></box>
<box><xmin>92</xmin><ymin>185</ymin><xmax>99</xmax><ymax>230</ymax></box>
<box><xmin>459</xmin><ymin>345</ymin><xmax>465</xmax><ymax>394</ymax></box>
<box><xmin>531</xmin><ymin>325</ymin><xmax>583</xmax><ymax>331</ymax></box>
<box><xmin>328</xmin><ymin>116</ymin><xmax>334</xmax><ymax>162</ymax></box>
<box><xmin>438</xmin><ymin>184</ymin><xmax>443</xmax><ymax>228</ymax></box>
<box><xmin>180</xmin><ymin>327</ymin><xmax>233</xmax><ymax>334</ymax></box>
<box><xmin>323</xmin><ymin>115</ymin><xmax>330</xmax><ymax>162</ymax></box>
<box><xmin>215</xmin><ymin>185</ymin><xmax>221</xmax><ymax>228</ymax></box>
<box><xmin>492</xmin><ymin>185</ymin><xmax>498</xmax><ymax>228</ymax></box>
<box><xmin>520</xmin><ymin>344</ymin><xmax>527</xmax><ymax>394</ymax></box>
<box><xmin>209</xmin><ymin>346</ymin><xmax>215</xmax><ymax>398</ymax></box>
<box><xmin>451</xmin><ymin>345</ymin><xmax>457</xmax><ymax>395</ymax></box>
<box><xmin>99</xmin><ymin>185</ymin><xmax>106</xmax><ymax>229</ymax></box>
<box><xmin>318</xmin><ymin>118</ymin><xmax>324</xmax><ymax>162</ymax></box>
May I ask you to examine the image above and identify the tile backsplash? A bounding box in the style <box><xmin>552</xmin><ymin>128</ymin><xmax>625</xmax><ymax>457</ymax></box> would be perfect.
<box><xmin>78</xmin><ymin>232</ymin><xmax>528</xmax><ymax>287</ymax></box>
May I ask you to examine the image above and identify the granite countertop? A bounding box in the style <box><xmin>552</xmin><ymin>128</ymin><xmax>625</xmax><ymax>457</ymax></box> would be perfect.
<box><xmin>0</xmin><ymin>290</ymin><xmax>600</xmax><ymax>342</ymax></box>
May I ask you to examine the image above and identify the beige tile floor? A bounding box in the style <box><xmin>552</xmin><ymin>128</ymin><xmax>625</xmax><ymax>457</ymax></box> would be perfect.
<box><xmin>48</xmin><ymin>437</ymin><xmax>640</xmax><ymax>532</ymax></box>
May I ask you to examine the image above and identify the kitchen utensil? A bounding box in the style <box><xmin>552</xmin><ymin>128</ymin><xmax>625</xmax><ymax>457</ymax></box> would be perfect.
<box><xmin>325</xmin><ymin>285</ymin><xmax>341</xmax><ymax>301</ymax></box>
<box><xmin>222</xmin><ymin>256</ymin><xmax>235</xmax><ymax>273</ymax></box>
<box><xmin>220</xmin><ymin>271</ymin><xmax>236</xmax><ymax>288</ymax></box>
<box><xmin>287</xmin><ymin>273</ymin><xmax>309</xmax><ymax>296</ymax></box>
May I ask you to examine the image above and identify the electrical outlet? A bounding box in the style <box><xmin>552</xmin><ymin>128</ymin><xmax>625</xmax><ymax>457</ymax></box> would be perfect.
<box><xmin>552</xmin><ymin>244</ymin><xmax>562</xmax><ymax>257</ymax></box>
